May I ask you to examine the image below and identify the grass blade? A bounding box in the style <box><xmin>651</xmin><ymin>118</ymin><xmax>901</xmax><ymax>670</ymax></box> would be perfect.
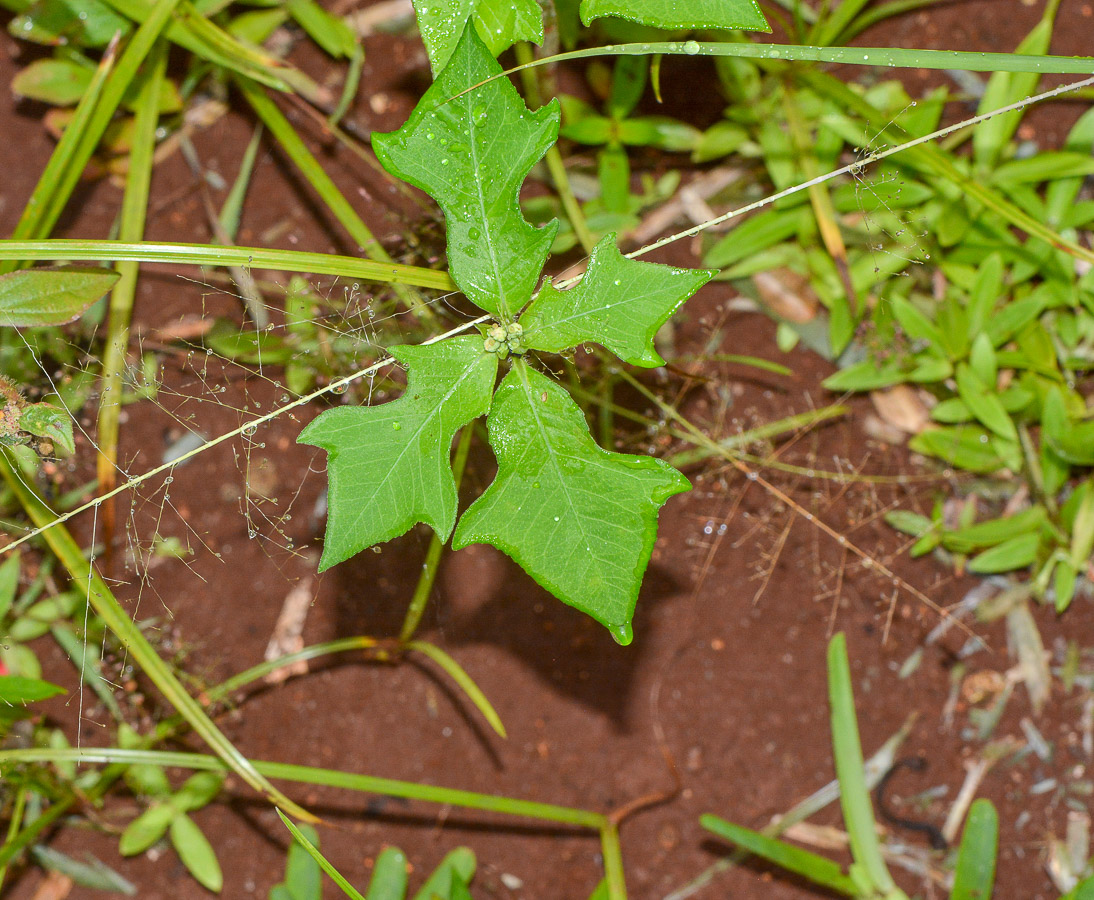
<box><xmin>700</xmin><ymin>815</ymin><xmax>858</xmax><ymax>895</ymax></box>
<box><xmin>234</xmin><ymin>75</ymin><xmax>437</xmax><ymax>323</ymax></box>
<box><xmin>0</xmin><ymin>240</ymin><xmax>456</xmax><ymax>290</ymax></box>
<box><xmin>276</xmin><ymin>810</ymin><xmax>366</xmax><ymax>900</ymax></box>
<box><xmin>827</xmin><ymin>633</ymin><xmax>897</xmax><ymax>895</ymax></box>
<box><xmin>406</xmin><ymin>641</ymin><xmax>507</xmax><ymax>738</ymax></box>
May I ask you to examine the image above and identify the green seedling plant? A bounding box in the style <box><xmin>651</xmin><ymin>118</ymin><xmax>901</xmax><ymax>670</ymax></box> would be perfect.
<box><xmin>275</xmin><ymin>812</ymin><xmax>480</xmax><ymax>900</ymax></box>
<box><xmin>299</xmin><ymin>21</ymin><xmax>716</xmax><ymax>644</ymax></box>
<box><xmin>7</xmin><ymin>0</ymin><xmax>1094</xmax><ymax>896</ymax></box>
<box><xmin>116</xmin><ymin>737</ymin><xmax>225</xmax><ymax>893</ymax></box>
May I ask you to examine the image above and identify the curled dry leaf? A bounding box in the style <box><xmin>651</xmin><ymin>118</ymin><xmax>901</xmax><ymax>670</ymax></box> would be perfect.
<box><xmin>870</xmin><ymin>384</ymin><xmax>930</xmax><ymax>435</ymax></box>
<box><xmin>752</xmin><ymin>269</ymin><xmax>817</xmax><ymax>324</ymax></box>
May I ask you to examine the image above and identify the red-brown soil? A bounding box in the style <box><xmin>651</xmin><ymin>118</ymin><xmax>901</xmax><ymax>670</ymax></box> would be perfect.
<box><xmin>2</xmin><ymin>2</ymin><xmax>1094</xmax><ymax>899</ymax></box>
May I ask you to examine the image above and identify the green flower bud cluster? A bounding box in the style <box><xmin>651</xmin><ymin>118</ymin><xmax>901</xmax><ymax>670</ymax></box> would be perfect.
<box><xmin>483</xmin><ymin>321</ymin><xmax>524</xmax><ymax>359</ymax></box>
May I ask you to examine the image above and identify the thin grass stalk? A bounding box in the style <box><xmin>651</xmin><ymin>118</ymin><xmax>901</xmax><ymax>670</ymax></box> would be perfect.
<box><xmin>96</xmin><ymin>40</ymin><xmax>167</xmax><ymax>567</ymax></box>
<box><xmin>0</xmin><ymin>240</ymin><xmax>457</xmax><ymax>290</ymax></box>
<box><xmin>234</xmin><ymin>75</ymin><xmax>438</xmax><ymax>324</ymax></box>
<box><xmin>601</xmin><ymin>824</ymin><xmax>627</xmax><ymax>900</ymax></box>
<box><xmin>494</xmin><ymin>42</ymin><xmax>1094</xmax><ymax>84</ymax></box>
<box><xmin>0</xmin><ymin>747</ymin><xmax>609</xmax><ymax>829</ymax></box>
<box><xmin>99</xmin><ymin>0</ymin><xmax>294</xmax><ymax>90</ymax></box>
<box><xmin>404</xmin><ymin>640</ymin><xmax>507</xmax><ymax>738</ymax></box>
<box><xmin>0</xmin><ymin>451</ymin><xmax>315</xmax><ymax>822</ymax></box>
<box><xmin>399</xmin><ymin>425</ymin><xmax>474</xmax><ymax>642</ymax></box>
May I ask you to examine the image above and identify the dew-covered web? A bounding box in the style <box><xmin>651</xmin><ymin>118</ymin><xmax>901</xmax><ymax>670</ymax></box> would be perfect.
<box><xmin>845</xmin><ymin>100</ymin><xmax>932</xmax><ymax>286</ymax></box>
<box><xmin>0</xmin><ymin>244</ymin><xmax>466</xmax><ymax>743</ymax></box>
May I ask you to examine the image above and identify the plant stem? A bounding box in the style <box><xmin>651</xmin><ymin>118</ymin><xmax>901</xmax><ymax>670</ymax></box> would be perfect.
<box><xmin>601</xmin><ymin>824</ymin><xmax>628</xmax><ymax>900</ymax></box>
<box><xmin>399</xmin><ymin>424</ymin><xmax>474</xmax><ymax>642</ymax></box>
<box><xmin>0</xmin><ymin>786</ymin><xmax>26</xmax><ymax>890</ymax></box>
<box><xmin>97</xmin><ymin>40</ymin><xmax>166</xmax><ymax>568</ymax></box>
<box><xmin>513</xmin><ymin>42</ymin><xmax>597</xmax><ymax>255</ymax></box>
<box><xmin>0</xmin><ymin>451</ymin><xmax>315</xmax><ymax>822</ymax></box>
<box><xmin>0</xmin><ymin>748</ymin><xmax>608</xmax><ymax>830</ymax></box>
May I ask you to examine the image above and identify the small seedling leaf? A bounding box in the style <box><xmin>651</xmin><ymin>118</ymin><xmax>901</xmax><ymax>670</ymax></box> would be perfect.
<box><xmin>365</xmin><ymin>846</ymin><xmax>408</xmax><ymax>900</ymax></box>
<box><xmin>951</xmin><ymin>799</ymin><xmax>998</xmax><ymax>900</ymax></box>
<box><xmin>171</xmin><ymin>771</ymin><xmax>225</xmax><ymax>813</ymax></box>
<box><xmin>300</xmin><ymin>337</ymin><xmax>497</xmax><ymax>571</ymax></box>
<box><xmin>0</xmin><ymin>673</ymin><xmax>65</xmax><ymax>704</ymax></box>
<box><xmin>0</xmin><ymin>266</ymin><xmax>118</xmax><ymax>326</ymax></box>
<box><xmin>0</xmin><ymin>552</ymin><xmax>20</xmax><ymax>621</ymax></box>
<box><xmin>699</xmin><ymin>815</ymin><xmax>858</xmax><ymax>894</ymax></box>
<box><xmin>170</xmin><ymin>814</ymin><xmax>224</xmax><ymax>893</ymax></box>
<box><xmin>521</xmin><ymin>234</ymin><xmax>713</xmax><ymax>366</ymax></box>
<box><xmin>269</xmin><ymin>822</ymin><xmax>322</xmax><ymax>900</ymax></box>
<box><xmin>453</xmin><ymin>363</ymin><xmax>688</xmax><ymax>640</ymax></box>
<box><xmin>410</xmin><ymin>847</ymin><xmax>476</xmax><ymax>900</ymax></box>
<box><xmin>119</xmin><ymin>802</ymin><xmax>176</xmax><ymax>856</ymax></box>
<box><xmin>10</xmin><ymin>0</ymin><xmax>131</xmax><ymax>48</ymax></box>
<box><xmin>579</xmin><ymin>0</ymin><xmax>768</xmax><ymax>32</ymax></box>
<box><xmin>967</xmin><ymin>532</ymin><xmax>1042</xmax><ymax>574</ymax></box>
<box><xmin>19</xmin><ymin>403</ymin><xmax>74</xmax><ymax>455</ymax></box>
<box><xmin>909</xmin><ymin>426</ymin><xmax>1007</xmax><ymax>474</ymax></box>
<box><xmin>373</xmin><ymin>25</ymin><xmax>558</xmax><ymax>319</ymax></box>
<box><xmin>11</xmin><ymin>57</ymin><xmax>92</xmax><ymax>105</ymax></box>
<box><xmin>955</xmin><ymin>364</ymin><xmax>1016</xmax><ymax>441</ymax></box>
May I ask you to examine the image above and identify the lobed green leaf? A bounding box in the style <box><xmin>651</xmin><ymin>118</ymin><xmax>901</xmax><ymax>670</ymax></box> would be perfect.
<box><xmin>373</xmin><ymin>25</ymin><xmax>558</xmax><ymax>319</ymax></box>
<box><xmin>522</xmin><ymin>234</ymin><xmax>713</xmax><ymax>366</ymax></box>
<box><xmin>453</xmin><ymin>362</ymin><xmax>688</xmax><ymax>641</ymax></box>
<box><xmin>413</xmin><ymin>0</ymin><xmax>542</xmax><ymax>74</ymax></box>
<box><xmin>579</xmin><ymin>0</ymin><xmax>768</xmax><ymax>32</ymax></box>
<box><xmin>299</xmin><ymin>337</ymin><xmax>497</xmax><ymax>571</ymax></box>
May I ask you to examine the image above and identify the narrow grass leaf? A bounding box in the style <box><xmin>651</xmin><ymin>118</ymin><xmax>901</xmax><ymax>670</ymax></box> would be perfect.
<box><xmin>280</xmin><ymin>824</ymin><xmax>323</xmax><ymax>900</ymax></box>
<box><xmin>30</xmin><ymin>846</ymin><xmax>136</xmax><ymax>894</ymax></box>
<box><xmin>579</xmin><ymin>0</ymin><xmax>768</xmax><ymax>31</ymax></box>
<box><xmin>373</xmin><ymin>25</ymin><xmax>559</xmax><ymax>319</ymax></box>
<box><xmin>827</xmin><ymin>633</ymin><xmax>897</xmax><ymax>895</ymax></box>
<box><xmin>407</xmin><ymin>641</ymin><xmax>507</xmax><ymax>738</ymax></box>
<box><xmin>700</xmin><ymin>815</ymin><xmax>858</xmax><ymax>895</ymax></box>
<box><xmin>950</xmin><ymin>798</ymin><xmax>998</xmax><ymax>900</ymax></box>
<box><xmin>299</xmin><ymin>337</ymin><xmax>497</xmax><ymax>571</ymax></box>
<box><xmin>278</xmin><ymin>811</ymin><xmax>366</xmax><ymax>900</ymax></box>
<box><xmin>522</xmin><ymin>233</ymin><xmax>713</xmax><ymax>366</ymax></box>
<box><xmin>453</xmin><ymin>362</ymin><xmax>688</xmax><ymax>642</ymax></box>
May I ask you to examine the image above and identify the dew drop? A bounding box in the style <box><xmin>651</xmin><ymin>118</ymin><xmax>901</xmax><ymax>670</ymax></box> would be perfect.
<box><xmin>610</xmin><ymin>622</ymin><xmax>634</xmax><ymax>646</ymax></box>
<box><xmin>426</xmin><ymin>132</ymin><xmax>435</xmax><ymax>140</ymax></box>
<box><xmin>392</xmin><ymin>422</ymin><xmax>402</xmax><ymax>431</ymax></box>
<box><xmin>242</xmin><ymin>424</ymin><xmax>257</xmax><ymax>437</ymax></box>
<box><xmin>683</xmin><ymin>40</ymin><xmax>700</xmax><ymax>55</ymax></box>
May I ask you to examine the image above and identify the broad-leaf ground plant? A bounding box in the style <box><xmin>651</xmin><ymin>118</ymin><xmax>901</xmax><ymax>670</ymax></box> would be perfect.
<box><xmin>299</xmin><ymin>23</ymin><xmax>713</xmax><ymax>644</ymax></box>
